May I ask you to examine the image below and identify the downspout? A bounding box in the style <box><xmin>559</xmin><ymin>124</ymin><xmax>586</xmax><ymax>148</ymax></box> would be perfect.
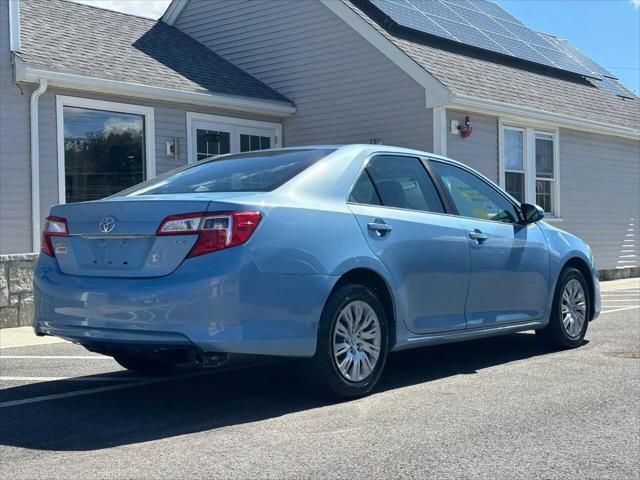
<box><xmin>30</xmin><ymin>79</ymin><xmax>48</xmax><ymax>252</ymax></box>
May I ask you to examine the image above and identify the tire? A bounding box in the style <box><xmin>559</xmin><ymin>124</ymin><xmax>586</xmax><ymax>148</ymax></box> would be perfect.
<box><xmin>537</xmin><ymin>267</ymin><xmax>590</xmax><ymax>349</ymax></box>
<box><xmin>307</xmin><ymin>283</ymin><xmax>389</xmax><ymax>399</ymax></box>
<box><xmin>114</xmin><ymin>354</ymin><xmax>177</xmax><ymax>376</ymax></box>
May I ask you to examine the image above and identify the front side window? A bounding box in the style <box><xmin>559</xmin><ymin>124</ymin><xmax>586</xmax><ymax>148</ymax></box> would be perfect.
<box><xmin>433</xmin><ymin>162</ymin><xmax>519</xmax><ymax>224</ymax></box>
<box><xmin>502</xmin><ymin>126</ymin><xmax>558</xmax><ymax>215</ymax></box>
<box><xmin>350</xmin><ymin>155</ymin><xmax>444</xmax><ymax>213</ymax></box>
<box><xmin>63</xmin><ymin>106</ymin><xmax>145</xmax><ymax>203</ymax></box>
<box><xmin>119</xmin><ymin>148</ymin><xmax>335</xmax><ymax>196</ymax></box>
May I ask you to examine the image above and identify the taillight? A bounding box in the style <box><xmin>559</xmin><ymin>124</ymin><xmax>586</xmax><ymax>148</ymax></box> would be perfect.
<box><xmin>157</xmin><ymin>211</ymin><xmax>261</xmax><ymax>257</ymax></box>
<box><xmin>41</xmin><ymin>216</ymin><xmax>69</xmax><ymax>256</ymax></box>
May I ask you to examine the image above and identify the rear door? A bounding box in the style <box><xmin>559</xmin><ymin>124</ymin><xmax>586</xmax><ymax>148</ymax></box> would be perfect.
<box><xmin>348</xmin><ymin>154</ymin><xmax>470</xmax><ymax>334</ymax></box>
<box><xmin>430</xmin><ymin>160</ymin><xmax>550</xmax><ymax>328</ymax></box>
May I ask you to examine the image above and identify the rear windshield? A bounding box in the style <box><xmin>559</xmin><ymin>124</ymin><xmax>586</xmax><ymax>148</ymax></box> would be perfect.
<box><xmin>118</xmin><ymin>148</ymin><xmax>336</xmax><ymax>196</ymax></box>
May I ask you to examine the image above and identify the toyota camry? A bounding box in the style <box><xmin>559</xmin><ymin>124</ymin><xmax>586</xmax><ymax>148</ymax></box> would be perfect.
<box><xmin>34</xmin><ymin>145</ymin><xmax>600</xmax><ymax>398</ymax></box>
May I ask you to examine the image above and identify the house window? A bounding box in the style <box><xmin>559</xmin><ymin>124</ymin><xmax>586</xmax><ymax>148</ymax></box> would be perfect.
<box><xmin>501</xmin><ymin>125</ymin><xmax>559</xmax><ymax>216</ymax></box>
<box><xmin>240</xmin><ymin>134</ymin><xmax>271</xmax><ymax>152</ymax></box>
<box><xmin>57</xmin><ymin>96</ymin><xmax>155</xmax><ymax>204</ymax></box>
<box><xmin>187</xmin><ymin>113</ymin><xmax>281</xmax><ymax>164</ymax></box>
<box><xmin>63</xmin><ymin>107</ymin><xmax>145</xmax><ymax>203</ymax></box>
<box><xmin>535</xmin><ymin>132</ymin><xmax>555</xmax><ymax>214</ymax></box>
<box><xmin>504</xmin><ymin>128</ymin><xmax>525</xmax><ymax>203</ymax></box>
<box><xmin>196</xmin><ymin>130</ymin><xmax>231</xmax><ymax>161</ymax></box>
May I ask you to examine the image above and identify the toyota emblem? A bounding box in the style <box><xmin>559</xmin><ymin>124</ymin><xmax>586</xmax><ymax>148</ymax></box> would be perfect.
<box><xmin>99</xmin><ymin>216</ymin><xmax>117</xmax><ymax>233</ymax></box>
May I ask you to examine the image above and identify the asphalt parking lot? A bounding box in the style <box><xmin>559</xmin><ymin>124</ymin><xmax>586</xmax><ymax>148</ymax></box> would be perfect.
<box><xmin>0</xmin><ymin>279</ymin><xmax>638</xmax><ymax>479</ymax></box>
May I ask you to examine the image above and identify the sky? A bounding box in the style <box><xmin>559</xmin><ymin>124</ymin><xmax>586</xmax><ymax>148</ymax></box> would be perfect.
<box><xmin>74</xmin><ymin>0</ymin><xmax>640</xmax><ymax>93</ymax></box>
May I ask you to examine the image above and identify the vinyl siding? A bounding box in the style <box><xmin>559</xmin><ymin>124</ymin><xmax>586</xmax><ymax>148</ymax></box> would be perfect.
<box><xmin>558</xmin><ymin>129</ymin><xmax>640</xmax><ymax>271</ymax></box>
<box><xmin>174</xmin><ymin>0</ymin><xmax>434</xmax><ymax>150</ymax></box>
<box><xmin>0</xmin><ymin>0</ymin><xmax>32</xmax><ymax>254</ymax></box>
<box><xmin>446</xmin><ymin>110</ymin><xmax>499</xmax><ymax>182</ymax></box>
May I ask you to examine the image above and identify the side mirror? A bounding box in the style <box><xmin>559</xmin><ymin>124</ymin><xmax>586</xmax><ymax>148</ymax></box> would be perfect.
<box><xmin>520</xmin><ymin>203</ymin><xmax>544</xmax><ymax>224</ymax></box>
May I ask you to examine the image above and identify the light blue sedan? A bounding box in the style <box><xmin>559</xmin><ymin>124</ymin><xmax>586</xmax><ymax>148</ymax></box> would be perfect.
<box><xmin>34</xmin><ymin>145</ymin><xmax>600</xmax><ymax>398</ymax></box>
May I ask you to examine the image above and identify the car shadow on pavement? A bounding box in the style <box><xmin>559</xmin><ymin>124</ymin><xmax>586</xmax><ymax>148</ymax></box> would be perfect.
<box><xmin>0</xmin><ymin>332</ymin><xmax>571</xmax><ymax>451</ymax></box>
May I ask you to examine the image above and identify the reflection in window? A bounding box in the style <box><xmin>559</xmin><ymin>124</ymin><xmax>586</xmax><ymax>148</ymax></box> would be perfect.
<box><xmin>120</xmin><ymin>149</ymin><xmax>336</xmax><ymax>195</ymax></box>
<box><xmin>433</xmin><ymin>162</ymin><xmax>518</xmax><ymax>224</ymax></box>
<box><xmin>63</xmin><ymin>106</ymin><xmax>145</xmax><ymax>203</ymax></box>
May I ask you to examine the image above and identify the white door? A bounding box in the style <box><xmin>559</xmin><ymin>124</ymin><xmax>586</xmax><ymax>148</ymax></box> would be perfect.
<box><xmin>188</xmin><ymin>115</ymin><xmax>280</xmax><ymax>164</ymax></box>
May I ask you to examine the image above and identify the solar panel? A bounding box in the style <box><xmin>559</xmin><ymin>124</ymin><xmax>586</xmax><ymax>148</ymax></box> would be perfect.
<box><xmin>541</xmin><ymin>34</ymin><xmax>613</xmax><ymax>78</ymax></box>
<box><xmin>597</xmin><ymin>77</ymin><xmax>635</xmax><ymax>98</ymax></box>
<box><xmin>368</xmin><ymin>0</ymin><xmax>597</xmax><ymax>78</ymax></box>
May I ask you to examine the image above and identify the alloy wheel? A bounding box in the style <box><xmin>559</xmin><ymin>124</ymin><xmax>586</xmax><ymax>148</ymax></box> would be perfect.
<box><xmin>332</xmin><ymin>300</ymin><xmax>382</xmax><ymax>382</ymax></box>
<box><xmin>561</xmin><ymin>278</ymin><xmax>587</xmax><ymax>339</ymax></box>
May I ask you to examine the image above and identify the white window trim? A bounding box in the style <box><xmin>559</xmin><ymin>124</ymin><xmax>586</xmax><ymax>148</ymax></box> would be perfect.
<box><xmin>56</xmin><ymin>96</ymin><xmax>156</xmax><ymax>205</ymax></box>
<box><xmin>185</xmin><ymin>112</ymin><xmax>282</xmax><ymax>164</ymax></box>
<box><xmin>432</xmin><ymin>107</ymin><xmax>447</xmax><ymax>156</ymax></box>
<box><xmin>499</xmin><ymin>119</ymin><xmax>561</xmax><ymax>220</ymax></box>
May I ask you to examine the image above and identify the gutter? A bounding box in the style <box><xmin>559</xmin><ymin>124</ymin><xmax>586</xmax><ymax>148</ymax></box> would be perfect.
<box><xmin>15</xmin><ymin>63</ymin><xmax>296</xmax><ymax>117</ymax></box>
<box><xmin>8</xmin><ymin>0</ymin><xmax>21</xmax><ymax>52</ymax></box>
<box><xmin>451</xmin><ymin>94</ymin><xmax>640</xmax><ymax>140</ymax></box>
<box><xmin>30</xmin><ymin>79</ymin><xmax>48</xmax><ymax>253</ymax></box>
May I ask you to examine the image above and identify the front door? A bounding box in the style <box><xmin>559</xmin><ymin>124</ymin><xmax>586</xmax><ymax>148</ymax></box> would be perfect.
<box><xmin>188</xmin><ymin>116</ymin><xmax>279</xmax><ymax>164</ymax></box>
<box><xmin>430</xmin><ymin>160</ymin><xmax>550</xmax><ymax>328</ymax></box>
<box><xmin>347</xmin><ymin>154</ymin><xmax>470</xmax><ymax>334</ymax></box>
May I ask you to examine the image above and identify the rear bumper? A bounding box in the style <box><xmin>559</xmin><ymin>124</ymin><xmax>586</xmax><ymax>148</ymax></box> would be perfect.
<box><xmin>34</xmin><ymin>249</ymin><xmax>335</xmax><ymax>357</ymax></box>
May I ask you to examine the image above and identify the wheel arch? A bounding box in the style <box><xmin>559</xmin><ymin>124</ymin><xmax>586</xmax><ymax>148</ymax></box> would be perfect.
<box><xmin>328</xmin><ymin>268</ymin><xmax>397</xmax><ymax>347</ymax></box>
<box><xmin>561</xmin><ymin>256</ymin><xmax>596</xmax><ymax>321</ymax></box>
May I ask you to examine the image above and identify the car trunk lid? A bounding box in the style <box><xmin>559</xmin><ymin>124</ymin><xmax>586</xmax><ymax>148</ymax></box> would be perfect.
<box><xmin>47</xmin><ymin>194</ymin><xmax>254</xmax><ymax>278</ymax></box>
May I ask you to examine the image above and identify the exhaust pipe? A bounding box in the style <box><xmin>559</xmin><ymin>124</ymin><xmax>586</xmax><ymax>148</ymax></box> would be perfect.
<box><xmin>190</xmin><ymin>351</ymin><xmax>229</xmax><ymax>368</ymax></box>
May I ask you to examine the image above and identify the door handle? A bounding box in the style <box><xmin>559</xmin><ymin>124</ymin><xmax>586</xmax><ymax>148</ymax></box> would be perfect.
<box><xmin>468</xmin><ymin>229</ymin><xmax>488</xmax><ymax>243</ymax></box>
<box><xmin>367</xmin><ymin>219</ymin><xmax>392</xmax><ymax>236</ymax></box>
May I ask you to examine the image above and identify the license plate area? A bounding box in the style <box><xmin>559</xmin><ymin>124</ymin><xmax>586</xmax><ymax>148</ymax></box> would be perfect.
<box><xmin>78</xmin><ymin>236</ymin><xmax>153</xmax><ymax>270</ymax></box>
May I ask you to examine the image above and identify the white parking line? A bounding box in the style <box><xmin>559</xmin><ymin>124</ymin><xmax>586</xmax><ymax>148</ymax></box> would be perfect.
<box><xmin>600</xmin><ymin>306</ymin><xmax>640</xmax><ymax>314</ymax></box>
<box><xmin>0</xmin><ymin>376</ymin><xmax>144</xmax><ymax>382</ymax></box>
<box><xmin>601</xmin><ymin>305</ymin><xmax>640</xmax><ymax>308</ymax></box>
<box><xmin>0</xmin><ymin>362</ymin><xmax>263</xmax><ymax>409</ymax></box>
<box><xmin>601</xmin><ymin>292</ymin><xmax>640</xmax><ymax>295</ymax></box>
<box><xmin>0</xmin><ymin>355</ymin><xmax>113</xmax><ymax>360</ymax></box>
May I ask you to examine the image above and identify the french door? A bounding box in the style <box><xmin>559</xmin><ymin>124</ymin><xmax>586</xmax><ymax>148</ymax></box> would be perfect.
<box><xmin>188</xmin><ymin>114</ymin><xmax>280</xmax><ymax>164</ymax></box>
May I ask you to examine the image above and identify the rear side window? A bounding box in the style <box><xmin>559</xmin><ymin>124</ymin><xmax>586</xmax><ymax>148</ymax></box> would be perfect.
<box><xmin>350</xmin><ymin>155</ymin><xmax>444</xmax><ymax>213</ymax></box>
<box><xmin>348</xmin><ymin>171</ymin><xmax>381</xmax><ymax>205</ymax></box>
<box><xmin>118</xmin><ymin>148</ymin><xmax>336</xmax><ymax>196</ymax></box>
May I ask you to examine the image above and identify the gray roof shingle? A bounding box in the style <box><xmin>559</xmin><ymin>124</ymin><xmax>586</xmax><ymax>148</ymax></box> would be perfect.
<box><xmin>18</xmin><ymin>0</ymin><xmax>292</xmax><ymax>105</ymax></box>
<box><xmin>344</xmin><ymin>1</ymin><xmax>639</xmax><ymax>130</ymax></box>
